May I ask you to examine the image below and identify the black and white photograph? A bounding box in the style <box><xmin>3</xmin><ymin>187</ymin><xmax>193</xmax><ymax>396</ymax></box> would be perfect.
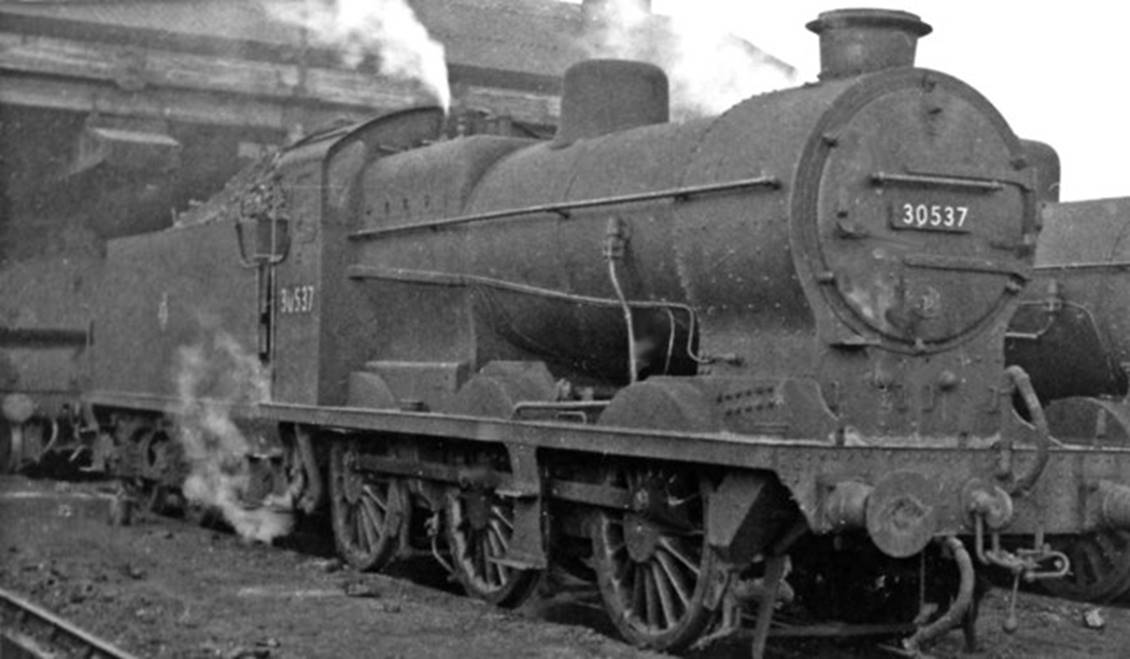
<box><xmin>2</xmin><ymin>1</ymin><xmax>1129</xmax><ymax>657</ymax></box>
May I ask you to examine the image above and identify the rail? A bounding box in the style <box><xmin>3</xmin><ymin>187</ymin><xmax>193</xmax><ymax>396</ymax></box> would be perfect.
<box><xmin>0</xmin><ymin>586</ymin><xmax>142</xmax><ymax>659</ymax></box>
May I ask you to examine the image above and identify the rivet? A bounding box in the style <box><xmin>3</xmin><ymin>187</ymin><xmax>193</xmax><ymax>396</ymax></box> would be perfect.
<box><xmin>938</xmin><ymin>370</ymin><xmax>959</xmax><ymax>390</ymax></box>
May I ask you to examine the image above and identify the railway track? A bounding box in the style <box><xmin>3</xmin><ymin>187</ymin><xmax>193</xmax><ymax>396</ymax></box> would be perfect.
<box><xmin>0</xmin><ymin>586</ymin><xmax>140</xmax><ymax>659</ymax></box>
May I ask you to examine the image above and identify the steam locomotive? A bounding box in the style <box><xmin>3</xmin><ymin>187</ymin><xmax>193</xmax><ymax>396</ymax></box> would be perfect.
<box><xmin>1005</xmin><ymin>194</ymin><xmax>1130</xmax><ymax>603</ymax></box>
<box><xmin>8</xmin><ymin>8</ymin><xmax>1130</xmax><ymax>655</ymax></box>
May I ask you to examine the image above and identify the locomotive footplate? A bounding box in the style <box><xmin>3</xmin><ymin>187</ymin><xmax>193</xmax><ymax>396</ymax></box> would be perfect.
<box><xmin>241</xmin><ymin>401</ymin><xmax>1130</xmax><ymax>540</ymax></box>
<box><xmin>82</xmin><ymin>389</ymin><xmax>1130</xmax><ymax>541</ymax></box>
<box><xmin>86</xmin><ymin>389</ymin><xmax>1130</xmax><ymax>544</ymax></box>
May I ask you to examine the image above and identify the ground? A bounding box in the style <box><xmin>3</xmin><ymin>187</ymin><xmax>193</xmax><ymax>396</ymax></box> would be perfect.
<box><xmin>0</xmin><ymin>476</ymin><xmax>1126</xmax><ymax>659</ymax></box>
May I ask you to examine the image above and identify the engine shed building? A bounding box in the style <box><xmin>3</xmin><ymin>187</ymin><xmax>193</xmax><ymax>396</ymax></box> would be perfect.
<box><xmin>0</xmin><ymin>0</ymin><xmax>791</xmax><ymax>406</ymax></box>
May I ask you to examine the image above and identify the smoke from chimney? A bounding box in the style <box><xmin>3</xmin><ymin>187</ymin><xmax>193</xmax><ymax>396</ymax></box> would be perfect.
<box><xmin>581</xmin><ymin>0</ymin><xmax>795</xmax><ymax>119</ymax></box>
<box><xmin>263</xmin><ymin>0</ymin><xmax>450</xmax><ymax>111</ymax></box>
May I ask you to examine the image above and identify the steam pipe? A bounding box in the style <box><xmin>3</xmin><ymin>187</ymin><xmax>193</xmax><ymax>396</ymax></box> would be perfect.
<box><xmin>1006</xmin><ymin>366</ymin><xmax>1051</xmax><ymax>494</ymax></box>
<box><xmin>605</xmin><ymin>218</ymin><xmax>638</xmax><ymax>383</ymax></box>
<box><xmin>903</xmin><ymin>536</ymin><xmax>974</xmax><ymax>652</ymax></box>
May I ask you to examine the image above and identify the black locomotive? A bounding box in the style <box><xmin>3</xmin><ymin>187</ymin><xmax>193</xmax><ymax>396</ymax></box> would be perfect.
<box><xmin>1004</xmin><ymin>192</ymin><xmax>1130</xmax><ymax>603</ymax></box>
<box><xmin>8</xmin><ymin>8</ymin><xmax>1130</xmax><ymax>655</ymax></box>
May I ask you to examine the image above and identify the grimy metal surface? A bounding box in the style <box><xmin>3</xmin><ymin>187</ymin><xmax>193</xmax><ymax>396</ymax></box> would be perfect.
<box><xmin>335</xmin><ymin>65</ymin><xmax>1037</xmax><ymax>447</ymax></box>
<box><xmin>93</xmin><ymin>217</ymin><xmax>259</xmax><ymax>399</ymax></box>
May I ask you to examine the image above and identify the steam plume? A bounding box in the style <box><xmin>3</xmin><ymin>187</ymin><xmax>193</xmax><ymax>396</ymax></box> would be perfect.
<box><xmin>175</xmin><ymin>332</ymin><xmax>293</xmax><ymax>543</ymax></box>
<box><xmin>264</xmin><ymin>0</ymin><xmax>450</xmax><ymax>110</ymax></box>
<box><xmin>584</xmin><ymin>1</ymin><xmax>796</xmax><ymax>119</ymax></box>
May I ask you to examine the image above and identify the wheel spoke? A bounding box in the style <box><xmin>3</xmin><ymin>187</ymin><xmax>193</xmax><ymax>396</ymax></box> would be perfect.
<box><xmin>479</xmin><ymin>534</ymin><xmax>499</xmax><ymax>587</ymax></box>
<box><xmin>362</xmin><ymin>483</ymin><xmax>389</xmax><ymax>513</ymax></box>
<box><xmin>590</xmin><ymin>467</ymin><xmax>715</xmax><ymax>651</ymax></box>
<box><xmin>485</xmin><ymin>531</ymin><xmax>508</xmax><ymax>584</ymax></box>
<box><xmin>669</xmin><ymin>491</ymin><xmax>701</xmax><ymax>508</ymax></box>
<box><xmin>360</xmin><ymin>493</ymin><xmax>384</xmax><ymax>531</ymax></box>
<box><xmin>329</xmin><ymin>444</ymin><xmax>403</xmax><ymax>573</ymax></box>
<box><xmin>491</xmin><ymin>505</ymin><xmax>514</xmax><ymax>531</ymax></box>
<box><xmin>631</xmin><ymin>563</ymin><xmax>646</xmax><ymax>617</ymax></box>
<box><xmin>436</xmin><ymin>437</ymin><xmax>536</xmax><ymax>606</ymax></box>
<box><xmin>356</xmin><ymin>507</ymin><xmax>376</xmax><ymax>553</ymax></box>
<box><xmin>474</xmin><ymin>531</ymin><xmax>488</xmax><ymax>578</ymax></box>
<box><xmin>487</xmin><ymin>524</ymin><xmax>510</xmax><ymax>562</ymax></box>
<box><xmin>643</xmin><ymin>566</ymin><xmax>661</xmax><ymax>629</ymax></box>
<box><xmin>655</xmin><ymin>548</ymin><xmax>693</xmax><ymax>608</ymax></box>
<box><xmin>489</xmin><ymin>519</ymin><xmax>511</xmax><ymax>551</ymax></box>
<box><xmin>651</xmin><ymin>561</ymin><xmax>679</xmax><ymax>628</ymax></box>
<box><xmin>658</xmin><ymin>536</ymin><xmax>701</xmax><ymax>577</ymax></box>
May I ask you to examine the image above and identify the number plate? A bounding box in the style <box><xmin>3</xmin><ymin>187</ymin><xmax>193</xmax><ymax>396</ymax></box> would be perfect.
<box><xmin>280</xmin><ymin>284</ymin><xmax>316</xmax><ymax>314</ymax></box>
<box><xmin>890</xmin><ymin>202</ymin><xmax>972</xmax><ymax>233</ymax></box>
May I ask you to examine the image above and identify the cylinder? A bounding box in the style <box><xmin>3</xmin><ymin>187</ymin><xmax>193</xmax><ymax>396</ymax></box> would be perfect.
<box><xmin>806</xmin><ymin>8</ymin><xmax>932</xmax><ymax>80</ymax></box>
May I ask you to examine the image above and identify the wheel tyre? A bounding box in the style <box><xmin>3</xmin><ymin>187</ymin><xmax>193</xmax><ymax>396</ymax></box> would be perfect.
<box><xmin>1043</xmin><ymin>531</ymin><xmax>1130</xmax><ymax>603</ymax></box>
<box><xmin>589</xmin><ymin>469</ymin><xmax>717</xmax><ymax>652</ymax></box>
<box><xmin>329</xmin><ymin>441</ymin><xmax>404</xmax><ymax>572</ymax></box>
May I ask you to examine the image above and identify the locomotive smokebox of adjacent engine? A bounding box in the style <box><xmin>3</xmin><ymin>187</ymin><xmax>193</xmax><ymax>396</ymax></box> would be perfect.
<box><xmin>1007</xmin><ymin>198</ymin><xmax>1130</xmax><ymax>402</ymax></box>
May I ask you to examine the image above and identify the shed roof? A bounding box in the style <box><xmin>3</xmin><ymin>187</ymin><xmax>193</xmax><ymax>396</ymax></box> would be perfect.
<box><xmin>0</xmin><ymin>0</ymin><xmax>590</xmax><ymax>82</ymax></box>
<box><xmin>0</xmin><ymin>0</ymin><xmax>791</xmax><ymax>83</ymax></box>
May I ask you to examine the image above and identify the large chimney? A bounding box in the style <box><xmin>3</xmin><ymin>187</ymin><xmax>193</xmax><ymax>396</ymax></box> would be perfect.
<box><xmin>553</xmin><ymin>59</ymin><xmax>669</xmax><ymax>147</ymax></box>
<box><xmin>806</xmin><ymin>8</ymin><xmax>932</xmax><ymax>80</ymax></box>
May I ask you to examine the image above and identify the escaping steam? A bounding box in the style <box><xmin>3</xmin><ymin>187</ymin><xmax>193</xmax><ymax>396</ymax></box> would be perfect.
<box><xmin>175</xmin><ymin>331</ymin><xmax>293</xmax><ymax>543</ymax></box>
<box><xmin>584</xmin><ymin>1</ymin><xmax>796</xmax><ymax>119</ymax></box>
<box><xmin>264</xmin><ymin>0</ymin><xmax>450</xmax><ymax>110</ymax></box>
